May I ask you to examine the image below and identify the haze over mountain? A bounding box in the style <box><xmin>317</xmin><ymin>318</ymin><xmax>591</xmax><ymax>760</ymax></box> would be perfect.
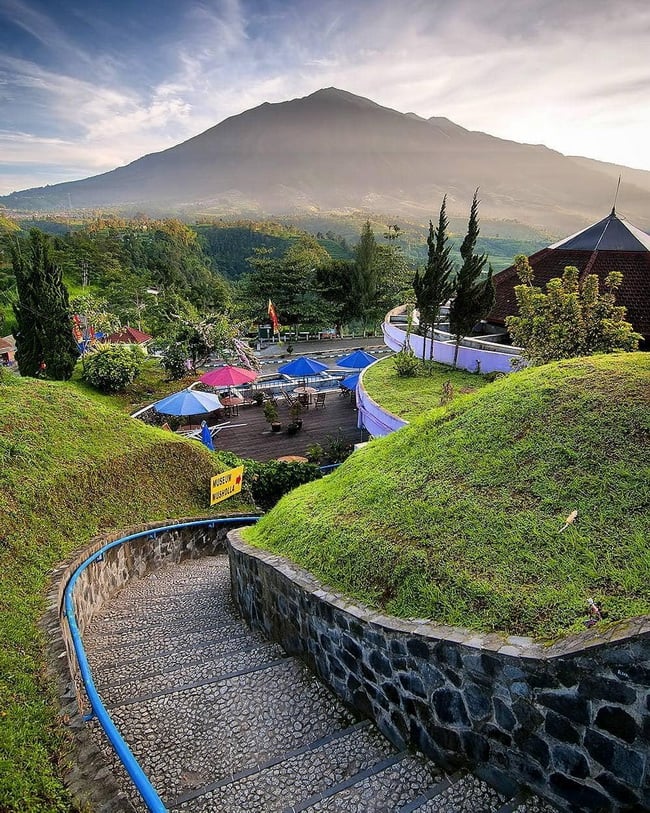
<box><xmin>3</xmin><ymin>88</ymin><xmax>650</xmax><ymax>234</ymax></box>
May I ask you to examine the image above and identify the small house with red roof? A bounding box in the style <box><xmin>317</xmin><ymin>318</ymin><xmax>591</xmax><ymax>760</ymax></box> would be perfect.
<box><xmin>489</xmin><ymin>209</ymin><xmax>650</xmax><ymax>346</ymax></box>
<box><xmin>0</xmin><ymin>335</ymin><xmax>16</xmax><ymax>366</ymax></box>
<box><xmin>107</xmin><ymin>326</ymin><xmax>153</xmax><ymax>346</ymax></box>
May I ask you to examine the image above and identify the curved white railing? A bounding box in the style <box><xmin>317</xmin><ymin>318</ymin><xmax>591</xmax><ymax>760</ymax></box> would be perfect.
<box><xmin>356</xmin><ymin>307</ymin><xmax>524</xmax><ymax>438</ymax></box>
<box><xmin>383</xmin><ymin>306</ymin><xmax>522</xmax><ymax>374</ymax></box>
<box><xmin>355</xmin><ymin>361</ymin><xmax>408</xmax><ymax>439</ymax></box>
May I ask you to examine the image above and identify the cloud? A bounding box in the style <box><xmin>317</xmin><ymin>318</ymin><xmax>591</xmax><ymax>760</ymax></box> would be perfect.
<box><xmin>2</xmin><ymin>0</ymin><xmax>650</xmax><ymax>195</ymax></box>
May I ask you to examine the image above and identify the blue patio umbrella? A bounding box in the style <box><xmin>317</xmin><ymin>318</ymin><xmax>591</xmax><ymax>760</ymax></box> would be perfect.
<box><xmin>278</xmin><ymin>356</ymin><xmax>329</xmax><ymax>377</ymax></box>
<box><xmin>340</xmin><ymin>373</ymin><xmax>360</xmax><ymax>390</ymax></box>
<box><xmin>200</xmin><ymin>420</ymin><xmax>215</xmax><ymax>451</ymax></box>
<box><xmin>336</xmin><ymin>349</ymin><xmax>378</xmax><ymax>369</ymax></box>
<box><xmin>153</xmin><ymin>388</ymin><xmax>224</xmax><ymax>416</ymax></box>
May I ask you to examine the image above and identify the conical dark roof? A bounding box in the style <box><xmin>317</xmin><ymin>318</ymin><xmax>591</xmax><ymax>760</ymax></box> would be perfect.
<box><xmin>549</xmin><ymin>209</ymin><xmax>650</xmax><ymax>252</ymax></box>
<box><xmin>489</xmin><ymin>210</ymin><xmax>650</xmax><ymax>342</ymax></box>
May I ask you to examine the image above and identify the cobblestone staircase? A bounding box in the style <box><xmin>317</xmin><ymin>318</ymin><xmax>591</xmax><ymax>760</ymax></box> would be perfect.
<box><xmin>84</xmin><ymin>556</ymin><xmax>555</xmax><ymax>813</ymax></box>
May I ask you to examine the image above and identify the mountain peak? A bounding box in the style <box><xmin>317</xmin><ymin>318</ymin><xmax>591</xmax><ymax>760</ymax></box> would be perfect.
<box><xmin>3</xmin><ymin>86</ymin><xmax>649</xmax><ymax>236</ymax></box>
<box><xmin>298</xmin><ymin>87</ymin><xmax>396</xmax><ymax>113</ymax></box>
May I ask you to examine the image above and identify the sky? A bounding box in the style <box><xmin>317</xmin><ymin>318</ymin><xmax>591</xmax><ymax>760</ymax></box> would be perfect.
<box><xmin>1</xmin><ymin>0</ymin><xmax>650</xmax><ymax>195</ymax></box>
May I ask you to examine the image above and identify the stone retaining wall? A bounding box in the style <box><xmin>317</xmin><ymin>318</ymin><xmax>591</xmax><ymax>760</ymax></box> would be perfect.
<box><xmin>228</xmin><ymin>530</ymin><xmax>650</xmax><ymax>813</ymax></box>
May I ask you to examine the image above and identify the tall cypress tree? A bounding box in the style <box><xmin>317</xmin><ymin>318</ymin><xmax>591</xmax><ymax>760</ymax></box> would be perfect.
<box><xmin>12</xmin><ymin>229</ymin><xmax>78</xmax><ymax>380</ymax></box>
<box><xmin>449</xmin><ymin>191</ymin><xmax>495</xmax><ymax>367</ymax></box>
<box><xmin>350</xmin><ymin>221</ymin><xmax>379</xmax><ymax>325</ymax></box>
<box><xmin>413</xmin><ymin>196</ymin><xmax>455</xmax><ymax>361</ymax></box>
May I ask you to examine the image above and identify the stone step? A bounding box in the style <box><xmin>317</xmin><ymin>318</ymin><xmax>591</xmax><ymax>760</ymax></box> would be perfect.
<box><xmin>395</xmin><ymin>776</ymin><xmax>454</xmax><ymax>813</ymax></box>
<box><xmin>96</xmin><ymin>578</ymin><xmax>231</xmax><ymax>608</ymax></box>
<box><xmin>104</xmin><ymin>658</ymin><xmax>357</xmax><ymax>802</ymax></box>
<box><xmin>85</xmin><ymin>596</ymin><xmax>232</xmax><ymax>635</ymax></box>
<box><xmin>96</xmin><ymin>643</ymin><xmax>287</xmax><ymax>707</ymax></box>
<box><xmin>287</xmin><ymin>752</ymin><xmax>443</xmax><ymax>812</ymax></box>
<box><xmin>96</xmin><ymin>593</ymin><xmax>230</xmax><ymax>622</ymax></box>
<box><xmin>88</xmin><ymin>557</ymin><xmax>231</xmax><ymax>611</ymax></box>
<box><xmin>85</xmin><ymin>618</ymin><xmax>253</xmax><ymax>665</ymax></box>
<box><xmin>82</xmin><ymin>554</ymin><xmax>555</xmax><ymax>813</ymax></box>
<box><xmin>170</xmin><ymin>721</ymin><xmax>397</xmax><ymax>812</ymax></box>
<box><xmin>88</xmin><ymin>633</ymin><xmax>270</xmax><ymax>685</ymax></box>
<box><xmin>406</xmin><ymin>772</ymin><xmax>507</xmax><ymax>812</ymax></box>
<box><xmin>84</xmin><ymin>561</ymin><xmax>236</xmax><ymax>646</ymax></box>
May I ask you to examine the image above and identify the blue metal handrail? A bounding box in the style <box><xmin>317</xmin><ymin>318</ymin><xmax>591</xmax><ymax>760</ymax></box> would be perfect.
<box><xmin>63</xmin><ymin>516</ymin><xmax>260</xmax><ymax>812</ymax></box>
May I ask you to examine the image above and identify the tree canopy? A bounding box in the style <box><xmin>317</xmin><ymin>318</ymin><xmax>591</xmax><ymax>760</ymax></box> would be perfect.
<box><xmin>413</xmin><ymin>197</ymin><xmax>455</xmax><ymax>361</ymax></box>
<box><xmin>506</xmin><ymin>255</ymin><xmax>641</xmax><ymax>364</ymax></box>
<box><xmin>449</xmin><ymin>191</ymin><xmax>495</xmax><ymax>366</ymax></box>
<box><xmin>11</xmin><ymin>229</ymin><xmax>79</xmax><ymax>380</ymax></box>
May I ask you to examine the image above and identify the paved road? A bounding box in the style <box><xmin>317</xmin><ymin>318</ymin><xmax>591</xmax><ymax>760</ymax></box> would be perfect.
<box><xmin>254</xmin><ymin>336</ymin><xmax>392</xmax><ymax>375</ymax></box>
<box><xmin>84</xmin><ymin>556</ymin><xmax>556</xmax><ymax>812</ymax></box>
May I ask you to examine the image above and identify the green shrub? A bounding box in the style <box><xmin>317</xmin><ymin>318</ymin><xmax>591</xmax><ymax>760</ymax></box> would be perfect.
<box><xmin>83</xmin><ymin>343</ymin><xmax>145</xmax><ymax>393</ymax></box>
<box><xmin>305</xmin><ymin>443</ymin><xmax>324</xmax><ymax>464</ymax></box>
<box><xmin>247</xmin><ymin>460</ymin><xmax>322</xmax><ymax>508</ymax></box>
<box><xmin>216</xmin><ymin>451</ymin><xmax>321</xmax><ymax>509</ymax></box>
<box><xmin>160</xmin><ymin>343</ymin><xmax>189</xmax><ymax>380</ymax></box>
<box><xmin>324</xmin><ymin>430</ymin><xmax>353</xmax><ymax>463</ymax></box>
<box><xmin>393</xmin><ymin>345</ymin><xmax>419</xmax><ymax>377</ymax></box>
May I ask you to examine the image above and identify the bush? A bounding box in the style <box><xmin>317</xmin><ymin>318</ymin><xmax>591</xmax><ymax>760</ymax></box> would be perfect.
<box><xmin>305</xmin><ymin>443</ymin><xmax>324</xmax><ymax>464</ymax></box>
<box><xmin>83</xmin><ymin>343</ymin><xmax>145</xmax><ymax>393</ymax></box>
<box><xmin>247</xmin><ymin>460</ymin><xmax>321</xmax><ymax>509</ymax></box>
<box><xmin>216</xmin><ymin>451</ymin><xmax>321</xmax><ymax>509</ymax></box>
<box><xmin>323</xmin><ymin>430</ymin><xmax>353</xmax><ymax>463</ymax></box>
<box><xmin>393</xmin><ymin>345</ymin><xmax>419</xmax><ymax>377</ymax></box>
<box><xmin>160</xmin><ymin>344</ymin><xmax>189</xmax><ymax>380</ymax></box>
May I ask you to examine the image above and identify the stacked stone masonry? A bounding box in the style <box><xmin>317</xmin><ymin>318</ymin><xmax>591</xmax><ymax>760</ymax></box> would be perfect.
<box><xmin>63</xmin><ymin>528</ymin><xmax>539</xmax><ymax>812</ymax></box>
<box><xmin>228</xmin><ymin>530</ymin><xmax>650</xmax><ymax>813</ymax></box>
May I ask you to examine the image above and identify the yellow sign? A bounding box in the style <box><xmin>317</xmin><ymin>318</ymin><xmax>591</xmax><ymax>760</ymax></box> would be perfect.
<box><xmin>210</xmin><ymin>465</ymin><xmax>244</xmax><ymax>506</ymax></box>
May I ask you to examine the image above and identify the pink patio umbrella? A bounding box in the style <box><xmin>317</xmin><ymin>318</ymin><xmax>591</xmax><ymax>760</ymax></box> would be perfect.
<box><xmin>200</xmin><ymin>365</ymin><xmax>258</xmax><ymax>388</ymax></box>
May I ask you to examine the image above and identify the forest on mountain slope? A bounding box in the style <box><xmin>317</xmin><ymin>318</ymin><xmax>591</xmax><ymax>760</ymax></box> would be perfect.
<box><xmin>1</xmin><ymin>212</ymin><xmax>542</xmax><ymax>339</ymax></box>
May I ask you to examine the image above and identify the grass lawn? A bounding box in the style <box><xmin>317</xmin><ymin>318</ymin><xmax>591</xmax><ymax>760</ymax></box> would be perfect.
<box><xmin>362</xmin><ymin>357</ymin><xmax>491</xmax><ymax>422</ymax></box>
<box><xmin>245</xmin><ymin>353</ymin><xmax>650</xmax><ymax>641</ymax></box>
<box><xmin>0</xmin><ymin>370</ymin><xmax>251</xmax><ymax>812</ymax></box>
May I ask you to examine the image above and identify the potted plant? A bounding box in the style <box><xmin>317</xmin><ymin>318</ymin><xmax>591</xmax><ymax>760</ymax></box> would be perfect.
<box><xmin>305</xmin><ymin>443</ymin><xmax>323</xmax><ymax>464</ymax></box>
<box><xmin>264</xmin><ymin>398</ymin><xmax>282</xmax><ymax>432</ymax></box>
<box><xmin>289</xmin><ymin>399</ymin><xmax>304</xmax><ymax>429</ymax></box>
<box><xmin>252</xmin><ymin>391</ymin><xmax>264</xmax><ymax>406</ymax></box>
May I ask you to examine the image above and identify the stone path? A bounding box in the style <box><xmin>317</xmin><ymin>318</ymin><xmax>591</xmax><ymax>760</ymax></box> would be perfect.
<box><xmin>83</xmin><ymin>555</ymin><xmax>556</xmax><ymax>812</ymax></box>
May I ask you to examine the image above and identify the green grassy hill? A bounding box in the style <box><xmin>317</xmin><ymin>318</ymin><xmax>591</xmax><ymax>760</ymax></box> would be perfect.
<box><xmin>0</xmin><ymin>371</ymin><xmax>249</xmax><ymax>812</ymax></box>
<box><xmin>244</xmin><ymin>353</ymin><xmax>650</xmax><ymax>640</ymax></box>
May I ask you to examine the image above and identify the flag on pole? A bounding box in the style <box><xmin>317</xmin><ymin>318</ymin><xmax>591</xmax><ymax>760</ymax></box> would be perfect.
<box><xmin>267</xmin><ymin>299</ymin><xmax>280</xmax><ymax>334</ymax></box>
<box><xmin>72</xmin><ymin>314</ymin><xmax>84</xmax><ymax>346</ymax></box>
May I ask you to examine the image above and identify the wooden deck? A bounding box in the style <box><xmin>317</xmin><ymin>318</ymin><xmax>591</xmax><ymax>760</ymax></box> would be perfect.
<box><xmin>207</xmin><ymin>391</ymin><xmax>367</xmax><ymax>462</ymax></box>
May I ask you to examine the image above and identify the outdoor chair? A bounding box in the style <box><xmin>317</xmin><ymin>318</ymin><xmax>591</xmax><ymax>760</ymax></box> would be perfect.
<box><xmin>314</xmin><ymin>392</ymin><xmax>326</xmax><ymax>409</ymax></box>
<box><xmin>282</xmin><ymin>390</ymin><xmax>299</xmax><ymax>407</ymax></box>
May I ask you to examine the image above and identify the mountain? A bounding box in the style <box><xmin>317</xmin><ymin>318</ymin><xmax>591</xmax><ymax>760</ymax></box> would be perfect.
<box><xmin>3</xmin><ymin>87</ymin><xmax>650</xmax><ymax>233</ymax></box>
<box><xmin>568</xmin><ymin>155</ymin><xmax>650</xmax><ymax>196</ymax></box>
